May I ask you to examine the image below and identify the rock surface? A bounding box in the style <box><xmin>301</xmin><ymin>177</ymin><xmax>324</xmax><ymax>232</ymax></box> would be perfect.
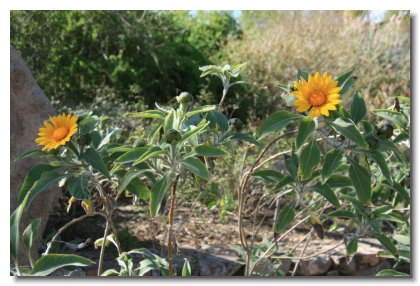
<box><xmin>10</xmin><ymin>45</ymin><xmax>58</xmax><ymax>265</ymax></box>
<box><xmin>300</xmin><ymin>254</ymin><xmax>332</xmax><ymax>275</ymax></box>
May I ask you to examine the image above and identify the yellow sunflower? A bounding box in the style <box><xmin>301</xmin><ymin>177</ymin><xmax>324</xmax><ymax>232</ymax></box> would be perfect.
<box><xmin>35</xmin><ymin>113</ymin><xmax>78</xmax><ymax>151</ymax></box>
<box><xmin>292</xmin><ymin>72</ymin><xmax>342</xmax><ymax>119</ymax></box>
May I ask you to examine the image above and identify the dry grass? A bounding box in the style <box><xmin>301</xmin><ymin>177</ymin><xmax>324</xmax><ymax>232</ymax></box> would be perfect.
<box><xmin>224</xmin><ymin>11</ymin><xmax>410</xmax><ymax>111</ymax></box>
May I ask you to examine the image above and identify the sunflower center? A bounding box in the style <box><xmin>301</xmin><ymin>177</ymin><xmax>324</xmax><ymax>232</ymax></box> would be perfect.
<box><xmin>52</xmin><ymin>127</ymin><xmax>69</xmax><ymax>141</ymax></box>
<box><xmin>309</xmin><ymin>91</ymin><xmax>326</xmax><ymax>107</ymax></box>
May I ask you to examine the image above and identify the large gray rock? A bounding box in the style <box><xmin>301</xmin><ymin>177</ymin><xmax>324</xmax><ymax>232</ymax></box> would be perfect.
<box><xmin>300</xmin><ymin>254</ymin><xmax>332</xmax><ymax>275</ymax></box>
<box><xmin>10</xmin><ymin>45</ymin><xmax>58</xmax><ymax>265</ymax></box>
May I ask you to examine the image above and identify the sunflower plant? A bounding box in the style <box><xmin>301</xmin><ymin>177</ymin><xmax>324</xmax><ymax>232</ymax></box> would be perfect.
<box><xmin>11</xmin><ymin>112</ymin><xmax>125</xmax><ymax>275</ymax></box>
<box><xmin>235</xmin><ymin>70</ymin><xmax>410</xmax><ymax>276</ymax></box>
<box><xmin>10</xmin><ymin>62</ymin><xmax>253</xmax><ymax>276</ymax></box>
<box><xmin>10</xmin><ymin>66</ymin><xmax>410</xmax><ymax>277</ymax></box>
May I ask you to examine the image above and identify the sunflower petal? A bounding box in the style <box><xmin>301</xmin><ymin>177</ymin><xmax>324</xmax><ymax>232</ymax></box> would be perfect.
<box><xmin>320</xmin><ymin>105</ymin><xmax>330</xmax><ymax>116</ymax></box>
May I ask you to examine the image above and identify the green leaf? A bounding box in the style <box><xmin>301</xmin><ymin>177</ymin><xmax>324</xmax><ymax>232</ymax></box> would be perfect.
<box><xmin>182</xmin><ymin>259</ymin><xmax>191</xmax><ymax>276</ymax></box>
<box><xmin>94</xmin><ymin>234</ymin><xmax>119</xmax><ymax>250</ymax></box>
<box><xmin>10</xmin><ymin>205</ymin><xmax>23</xmax><ymax>261</ymax></box>
<box><xmin>341</xmin><ymin>194</ymin><xmax>366</xmax><ymax>215</ymax></box>
<box><xmin>375</xmin><ymin>213</ymin><xmax>406</xmax><ymax>224</ymax></box>
<box><xmin>376</xmin><ymin>269</ymin><xmax>409</xmax><ymax>277</ymax></box>
<box><xmin>17</xmin><ymin>164</ymin><xmax>58</xmax><ymax>205</ymax></box>
<box><xmin>180</xmin><ymin>121</ymin><xmax>209</xmax><ymax>143</ymax></box>
<box><xmin>369</xmin><ymin>151</ymin><xmax>392</xmax><ymax>182</ymax></box>
<box><xmin>329</xmin><ymin>118</ymin><xmax>368</xmax><ymax>148</ymax></box>
<box><xmin>296</xmin><ymin>118</ymin><xmax>316</xmax><ymax>151</ymax></box>
<box><xmin>350</xmin><ymin>91</ymin><xmax>366</xmax><ymax>124</ymax></box>
<box><xmin>313</xmin><ymin>184</ymin><xmax>340</xmax><ymax>207</ymax></box>
<box><xmin>163</xmin><ymin>110</ymin><xmax>175</xmax><ymax>132</ymax></box>
<box><xmin>133</xmin><ymin>146</ymin><xmax>166</xmax><ymax>166</ymax></box>
<box><xmin>372</xmin><ymin>205</ymin><xmax>393</xmax><ymax>216</ymax></box>
<box><xmin>275</xmin><ymin>175</ymin><xmax>295</xmax><ymax>190</ymax></box>
<box><xmin>385</xmin><ymin>181</ymin><xmax>410</xmax><ymax>202</ymax></box>
<box><xmin>285</xmin><ymin>152</ymin><xmax>298</xmax><ymax>177</ymax></box>
<box><xmin>180</xmin><ymin>157</ymin><xmax>210</xmax><ymax>180</ymax></box>
<box><xmin>373</xmin><ymin>109</ymin><xmax>408</xmax><ymax>128</ymax></box>
<box><xmin>25</xmin><ymin>171</ymin><xmax>66</xmax><ymax>209</ymax></box>
<box><xmin>321</xmin><ymin>149</ymin><xmax>344</xmax><ymax>183</ymax></box>
<box><xmin>230</xmin><ymin>133</ymin><xmax>262</xmax><ymax>147</ymax></box>
<box><xmin>252</xmin><ymin>169</ymin><xmax>284</xmax><ymax>183</ymax></box>
<box><xmin>125</xmin><ymin>177</ymin><xmax>150</xmax><ymax>201</ymax></box>
<box><xmin>11</xmin><ymin>171</ymin><xmax>65</xmax><ymax>263</ymax></box>
<box><xmin>186</xmin><ymin>105</ymin><xmax>217</xmax><ymax>118</ymax></box>
<box><xmin>393</xmin><ymin>132</ymin><xmax>409</xmax><ymax>143</ymax></box>
<box><xmin>31</xmin><ymin>254</ymin><xmax>94</xmax><ymax>276</ymax></box>
<box><xmin>349</xmin><ymin>160</ymin><xmax>372</xmax><ymax>204</ymax></box>
<box><xmin>274</xmin><ymin>202</ymin><xmax>296</xmax><ymax>233</ymax></box>
<box><xmin>101</xmin><ymin>269</ymin><xmax>120</xmax><ymax>276</ymax></box>
<box><xmin>22</xmin><ymin>218</ymin><xmax>42</xmax><ymax>256</ymax></box>
<box><xmin>298</xmin><ymin>139</ymin><xmax>320</xmax><ymax>180</ymax></box>
<box><xmin>66</xmin><ymin>174</ymin><xmax>90</xmax><ymax>200</ymax></box>
<box><xmin>194</xmin><ymin>144</ymin><xmax>227</xmax><ymax>157</ymax></box>
<box><xmin>116</xmin><ymin>147</ymin><xmax>150</xmax><ymax>164</ymax></box>
<box><xmin>118</xmin><ymin>168</ymin><xmax>152</xmax><ymax>194</ymax></box>
<box><xmin>130</xmin><ymin>248</ymin><xmax>169</xmax><ymax>276</ymax></box>
<box><xmin>231</xmin><ymin>62</ymin><xmax>247</xmax><ymax>73</ymax></box>
<box><xmin>90</xmin><ymin>131</ymin><xmax>102</xmax><ymax>148</ymax></box>
<box><xmin>371</xmin><ymin>232</ymin><xmax>398</xmax><ymax>257</ymax></box>
<box><xmin>150</xmin><ymin>175</ymin><xmax>169</xmax><ymax>218</ymax></box>
<box><xmin>257</xmin><ymin>111</ymin><xmax>303</xmax><ymax>139</ymax></box>
<box><xmin>393</xmin><ymin>235</ymin><xmax>410</xmax><ymax>246</ymax></box>
<box><xmin>79</xmin><ymin>116</ymin><xmax>99</xmax><ymax>134</ymax></box>
<box><xmin>209</xmin><ymin>110</ymin><xmax>228</xmax><ymax>131</ymax></box>
<box><xmin>199</xmin><ymin>65</ymin><xmax>223</xmax><ymax>77</ymax></box>
<box><xmin>81</xmin><ymin>148</ymin><xmax>110</xmax><ymax>179</ymax></box>
<box><xmin>328</xmin><ymin>210</ymin><xmax>355</xmax><ymax>219</ymax></box>
<box><xmin>17</xmin><ymin>149</ymin><xmax>50</xmax><ymax>160</ymax></box>
<box><xmin>346</xmin><ymin>238</ymin><xmax>358</xmax><ymax>257</ymax></box>
<box><xmin>377</xmin><ymin>139</ymin><xmax>405</xmax><ymax>163</ymax></box>
<box><xmin>296</xmin><ymin>70</ymin><xmax>309</xmax><ymax>81</ymax></box>
<box><xmin>325</xmin><ymin>175</ymin><xmax>352</xmax><ymax>188</ymax></box>
<box><xmin>127</xmin><ymin>110</ymin><xmax>165</xmax><ymax>120</ymax></box>
<box><xmin>148</xmin><ymin>122</ymin><xmax>163</xmax><ymax>143</ymax></box>
<box><xmin>336</xmin><ymin>71</ymin><xmax>356</xmax><ymax>95</ymax></box>
<box><xmin>97</xmin><ymin>127</ymin><xmax>119</xmax><ymax>150</ymax></box>
<box><xmin>106</xmin><ymin>145</ymin><xmax>133</xmax><ymax>155</ymax></box>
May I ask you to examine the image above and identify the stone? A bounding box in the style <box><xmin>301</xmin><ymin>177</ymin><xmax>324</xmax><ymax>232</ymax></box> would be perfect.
<box><xmin>300</xmin><ymin>255</ymin><xmax>332</xmax><ymax>275</ymax></box>
<box><xmin>354</xmin><ymin>260</ymin><xmax>392</xmax><ymax>276</ymax></box>
<box><xmin>326</xmin><ymin>269</ymin><xmax>340</xmax><ymax>276</ymax></box>
<box><xmin>10</xmin><ymin>45</ymin><xmax>58</xmax><ymax>265</ymax></box>
<box><xmin>336</xmin><ymin>256</ymin><xmax>358</xmax><ymax>275</ymax></box>
<box><xmin>359</xmin><ymin>253</ymin><xmax>380</xmax><ymax>267</ymax></box>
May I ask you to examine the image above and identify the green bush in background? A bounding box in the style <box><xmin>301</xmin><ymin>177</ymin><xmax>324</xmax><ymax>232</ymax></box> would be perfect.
<box><xmin>11</xmin><ymin>10</ymin><xmax>410</xmax><ymax>125</ymax></box>
<box><xmin>10</xmin><ymin>11</ymin><xmax>240</xmax><ymax>112</ymax></box>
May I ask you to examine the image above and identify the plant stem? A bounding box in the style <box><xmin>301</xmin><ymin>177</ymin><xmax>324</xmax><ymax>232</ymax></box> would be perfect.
<box><xmin>98</xmin><ymin>220</ymin><xmax>110</xmax><ymax>276</ymax></box>
<box><xmin>238</xmin><ymin>130</ymin><xmax>298</xmax><ymax>269</ymax></box>
<box><xmin>43</xmin><ymin>212</ymin><xmax>106</xmax><ymax>255</ymax></box>
<box><xmin>219</xmin><ymin>87</ymin><xmax>228</xmax><ymax>107</ymax></box>
<box><xmin>108</xmin><ymin>218</ymin><xmax>122</xmax><ymax>255</ymax></box>
<box><xmin>291</xmin><ymin>229</ymin><xmax>312</xmax><ymax>276</ymax></box>
<box><xmin>14</xmin><ymin>261</ymin><xmax>21</xmax><ymax>276</ymax></box>
<box><xmin>167</xmin><ymin>175</ymin><xmax>179</xmax><ymax>276</ymax></box>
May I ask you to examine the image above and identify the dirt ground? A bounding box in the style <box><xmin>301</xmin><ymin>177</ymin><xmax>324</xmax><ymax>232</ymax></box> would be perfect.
<box><xmin>43</xmin><ymin>195</ymin><xmax>405</xmax><ymax>276</ymax></box>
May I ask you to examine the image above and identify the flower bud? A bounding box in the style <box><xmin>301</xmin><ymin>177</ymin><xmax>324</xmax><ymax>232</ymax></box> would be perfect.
<box><xmin>176</xmin><ymin>92</ymin><xmax>194</xmax><ymax>105</ymax></box>
<box><xmin>163</xmin><ymin>129</ymin><xmax>182</xmax><ymax>145</ymax></box>
<box><xmin>77</xmin><ymin>133</ymin><xmax>91</xmax><ymax>146</ymax></box>
<box><xmin>374</xmin><ymin>121</ymin><xmax>394</xmax><ymax>139</ymax></box>
<box><xmin>228</xmin><ymin>118</ymin><xmax>243</xmax><ymax>132</ymax></box>
<box><xmin>133</xmin><ymin>138</ymin><xmax>147</xmax><ymax>148</ymax></box>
